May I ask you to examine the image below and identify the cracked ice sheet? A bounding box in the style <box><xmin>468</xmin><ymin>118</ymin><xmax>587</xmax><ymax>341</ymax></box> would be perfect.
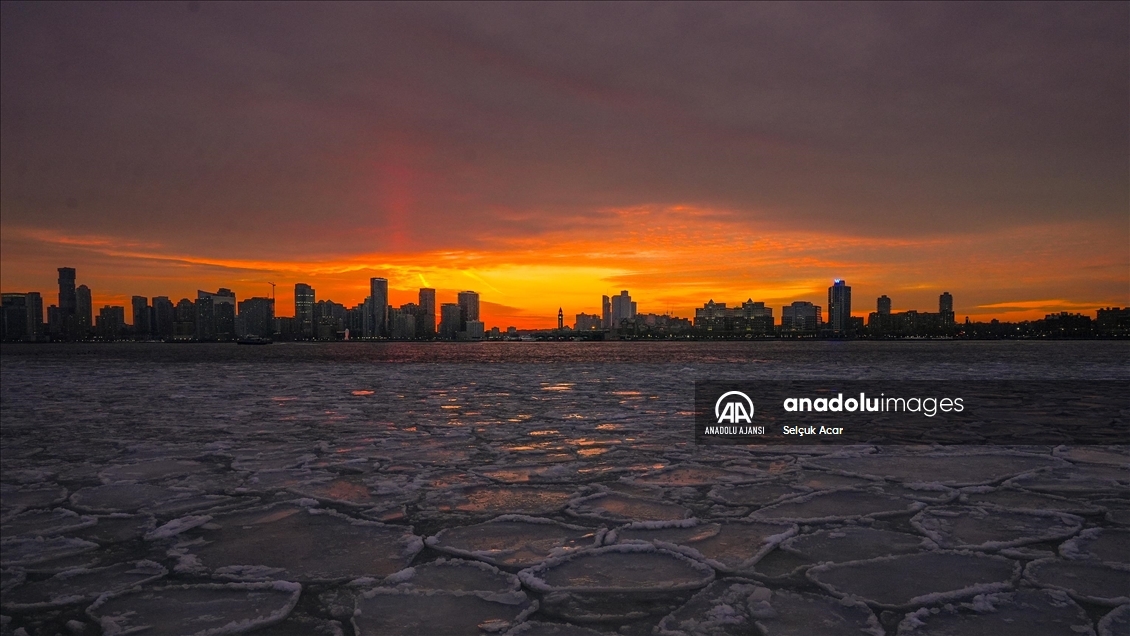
<box><xmin>895</xmin><ymin>589</ymin><xmax>1093</xmax><ymax>635</ymax></box>
<box><xmin>352</xmin><ymin>588</ymin><xmax>536</xmax><ymax>636</ymax></box>
<box><xmin>519</xmin><ymin>544</ymin><xmax>715</xmax><ymax>594</ymax></box>
<box><xmin>175</xmin><ymin>504</ymin><xmax>422</xmax><ymax>583</ymax></box>
<box><xmin>426</xmin><ymin>515</ymin><xmax>601</xmax><ymax>570</ymax></box>
<box><xmin>780</xmin><ymin>526</ymin><xmax>935</xmax><ymax>566</ymax></box>
<box><xmin>566</xmin><ymin>492</ymin><xmax>691</xmax><ymax>523</ymax></box>
<box><xmin>804</xmin><ymin>452</ymin><xmax>1065</xmax><ymax>487</ymax></box>
<box><xmin>610</xmin><ymin>519</ymin><xmax>796</xmax><ymax>573</ymax></box>
<box><xmin>1023</xmin><ymin>558</ymin><xmax>1130</xmax><ymax>606</ymax></box>
<box><xmin>1098</xmin><ymin>605</ymin><xmax>1129</xmax><ymax>636</ymax></box>
<box><xmin>381</xmin><ymin>558</ymin><xmax>521</xmax><ymax>593</ymax></box>
<box><xmin>750</xmin><ymin>488</ymin><xmax>925</xmax><ymax>523</ymax></box>
<box><xmin>87</xmin><ymin>581</ymin><xmax>301</xmax><ymax>636</ymax></box>
<box><xmin>910</xmin><ymin>506</ymin><xmax>1083</xmax><ymax>550</ymax></box>
<box><xmin>423</xmin><ymin>486</ymin><xmax>579</xmax><ymax>517</ymax></box>
<box><xmin>1060</xmin><ymin>527</ymin><xmax>1130</xmax><ymax>565</ymax></box>
<box><xmin>656</xmin><ymin>580</ymin><xmax>883</xmax><ymax>636</ymax></box>
<box><xmin>1</xmin><ymin>560</ymin><xmax>167</xmax><ymax>612</ymax></box>
<box><xmin>807</xmin><ymin>551</ymin><xmax>1020</xmax><ymax>610</ymax></box>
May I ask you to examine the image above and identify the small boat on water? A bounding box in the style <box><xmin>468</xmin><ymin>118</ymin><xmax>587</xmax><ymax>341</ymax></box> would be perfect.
<box><xmin>236</xmin><ymin>336</ymin><xmax>273</xmax><ymax>345</ymax></box>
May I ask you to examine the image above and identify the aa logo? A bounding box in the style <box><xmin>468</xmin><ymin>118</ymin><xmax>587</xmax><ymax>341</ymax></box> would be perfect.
<box><xmin>715</xmin><ymin>390</ymin><xmax>754</xmax><ymax>424</ymax></box>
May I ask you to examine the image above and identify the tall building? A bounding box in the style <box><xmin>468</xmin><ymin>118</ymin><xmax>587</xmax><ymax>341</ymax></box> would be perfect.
<box><xmin>457</xmin><ymin>291</ymin><xmax>480</xmax><ymax>332</ymax></box>
<box><xmin>173</xmin><ymin>298</ymin><xmax>196</xmax><ymax>340</ymax></box>
<box><xmin>294</xmin><ymin>283</ymin><xmax>315</xmax><ymax>338</ymax></box>
<box><xmin>601</xmin><ymin>295</ymin><xmax>611</xmax><ymax>329</ymax></box>
<box><xmin>25</xmin><ymin>292</ymin><xmax>43</xmax><ymax>341</ymax></box>
<box><xmin>96</xmin><ymin>305</ymin><xmax>126</xmax><ymax>340</ymax></box>
<box><xmin>877</xmin><ymin>295</ymin><xmax>892</xmax><ymax>315</ymax></box>
<box><xmin>782</xmin><ymin>302</ymin><xmax>822</xmax><ymax>332</ymax></box>
<box><xmin>152</xmin><ymin>296</ymin><xmax>175</xmax><ymax>340</ymax></box>
<box><xmin>575</xmin><ymin>313</ymin><xmax>601</xmax><ymax>331</ymax></box>
<box><xmin>939</xmin><ymin>292</ymin><xmax>955</xmax><ymax>326</ymax></box>
<box><xmin>57</xmin><ymin>267</ymin><xmax>76</xmax><ymax>315</ymax></box>
<box><xmin>132</xmin><ymin>296</ymin><xmax>151</xmax><ymax>338</ymax></box>
<box><xmin>76</xmin><ymin>285</ymin><xmax>92</xmax><ymax>339</ymax></box>
<box><xmin>611</xmin><ymin>290</ymin><xmax>636</xmax><ymax>325</ymax></box>
<box><xmin>418</xmin><ymin>288</ymin><xmax>436</xmax><ymax>337</ymax></box>
<box><xmin>558</xmin><ymin>308</ymin><xmax>564</xmax><ymax>330</ymax></box>
<box><xmin>370</xmin><ymin>278</ymin><xmax>389</xmax><ymax>338</ymax></box>
<box><xmin>439</xmin><ymin>303</ymin><xmax>461</xmax><ymax>340</ymax></box>
<box><xmin>1</xmin><ymin>294</ymin><xmax>29</xmax><ymax>341</ymax></box>
<box><xmin>194</xmin><ymin>289</ymin><xmax>236</xmax><ymax>341</ymax></box>
<box><xmin>238</xmin><ymin>297</ymin><xmax>275</xmax><ymax>338</ymax></box>
<box><xmin>828</xmin><ymin>279</ymin><xmax>852</xmax><ymax>334</ymax></box>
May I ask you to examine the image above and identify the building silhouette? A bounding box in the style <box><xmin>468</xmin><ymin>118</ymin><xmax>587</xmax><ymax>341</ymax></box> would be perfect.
<box><xmin>940</xmin><ymin>292</ymin><xmax>955</xmax><ymax>326</ymax></box>
<box><xmin>75</xmin><ymin>285</ymin><xmax>92</xmax><ymax>339</ymax></box>
<box><xmin>96</xmin><ymin>305</ymin><xmax>125</xmax><ymax>340</ymax></box>
<box><xmin>132</xmin><ymin>296</ymin><xmax>150</xmax><ymax>338</ymax></box>
<box><xmin>439</xmin><ymin>303</ymin><xmax>461</xmax><ymax>340</ymax></box>
<box><xmin>828</xmin><ymin>279</ymin><xmax>852</xmax><ymax>335</ymax></box>
<box><xmin>419</xmin><ymin>288</ymin><xmax>436</xmax><ymax>336</ymax></box>
<box><xmin>457</xmin><ymin>291</ymin><xmax>480</xmax><ymax>332</ymax></box>
<box><xmin>611</xmin><ymin>290</ymin><xmax>636</xmax><ymax>325</ymax></box>
<box><xmin>238</xmin><ymin>297</ymin><xmax>275</xmax><ymax>339</ymax></box>
<box><xmin>294</xmin><ymin>283</ymin><xmax>315</xmax><ymax>338</ymax></box>
<box><xmin>782</xmin><ymin>301</ymin><xmax>821</xmax><ymax>332</ymax></box>
<box><xmin>152</xmin><ymin>296</ymin><xmax>175</xmax><ymax>340</ymax></box>
<box><xmin>370</xmin><ymin>278</ymin><xmax>389</xmax><ymax>338</ymax></box>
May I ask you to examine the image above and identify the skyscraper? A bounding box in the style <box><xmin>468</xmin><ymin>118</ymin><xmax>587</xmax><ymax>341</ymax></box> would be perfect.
<box><xmin>610</xmin><ymin>290</ymin><xmax>636</xmax><ymax>325</ymax></box>
<box><xmin>131</xmin><ymin>296</ymin><xmax>151</xmax><ymax>338</ymax></box>
<box><xmin>25</xmin><ymin>292</ymin><xmax>43</xmax><ymax>341</ymax></box>
<box><xmin>828</xmin><ymin>280</ymin><xmax>852</xmax><ymax>334</ymax></box>
<box><xmin>76</xmin><ymin>285</ymin><xmax>92</xmax><ymax>338</ymax></box>
<box><xmin>57</xmin><ymin>267</ymin><xmax>76</xmax><ymax>315</ymax></box>
<box><xmin>152</xmin><ymin>296</ymin><xmax>175</xmax><ymax>340</ymax></box>
<box><xmin>418</xmin><ymin>288</ymin><xmax>436</xmax><ymax>336</ymax></box>
<box><xmin>370</xmin><ymin>278</ymin><xmax>389</xmax><ymax>338</ymax></box>
<box><xmin>238</xmin><ymin>297</ymin><xmax>275</xmax><ymax>339</ymax></box>
<box><xmin>877</xmin><ymin>295</ymin><xmax>892</xmax><ymax>315</ymax></box>
<box><xmin>457</xmin><ymin>291</ymin><xmax>480</xmax><ymax>332</ymax></box>
<box><xmin>294</xmin><ymin>283</ymin><xmax>315</xmax><ymax>338</ymax></box>
<box><xmin>439</xmin><ymin>303</ymin><xmax>461</xmax><ymax>340</ymax></box>
<box><xmin>601</xmin><ymin>295</ymin><xmax>611</xmax><ymax>329</ymax></box>
<box><xmin>939</xmin><ymin>292</ymin><xmax>955</xmax><ymax>326</ymax></box>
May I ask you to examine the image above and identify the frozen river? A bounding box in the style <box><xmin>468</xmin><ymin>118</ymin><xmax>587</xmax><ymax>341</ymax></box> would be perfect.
<box><xmin>1</xmin><ymin>341</ymin><xmax>1127</xmax><ymax>635</ymax></box>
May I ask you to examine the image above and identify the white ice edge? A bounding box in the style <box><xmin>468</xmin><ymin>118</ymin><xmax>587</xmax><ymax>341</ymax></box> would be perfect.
<box><xmin>517</xmin><ymin>543</ymin><xmax>716</xmax><ymax>593</ymax></box>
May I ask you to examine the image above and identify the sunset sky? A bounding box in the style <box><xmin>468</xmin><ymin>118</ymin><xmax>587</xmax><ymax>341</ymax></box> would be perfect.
<box><xmin>2</xmin><ymin>3</ymin><xmax>1127</xmax><ymax>328</ymax></box>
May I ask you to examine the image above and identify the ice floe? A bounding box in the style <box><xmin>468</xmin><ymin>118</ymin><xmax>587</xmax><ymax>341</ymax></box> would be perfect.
<box><xmin>1</xmin><ymin>508</ymin><xmax>95</xmax><ymax>538</ymax></box>
<box><xmin>804</xmin><ymin>452</ymin><xmax>1065</xmax><ymax>487</ymax></box>
<box><xmin>566</xmin><ymin>492</ymin><xmax>691</xmax><ymax>523</ymax></box>
<box><xmin>69</xmin><ymin>484</ymin><xmax>197</xmax><ymax>514</ymax></box>
<box><xmin>426</xmin><ymin>515</ymin><xmax>601</xmax><ymax>570</ymax></box>
<box><xmin>1024</xmin><ymin>558</ymin><xmax>1130</xmax><ymax>606</ymax></box>
<box><xmin>1</xmin><ymin>560</ymin><xmax>166</xmax><ymax>612</ymax></box>
<box><xmin>894</xmin><ymin>589</ymin><xmax>1094</xmax><ymax>635</ymax></box>
<box><xmin>910</xmin><ymin>506</ymin><xmax>1083</xmax><ymax>550</ymax></box>
<box><xmin>381</xmin><ymin>558</ymin><xmax>521</xmax><ymax>594</ymax></box>
<box><xmin>1060</xmin><ymin>527</ymin><xmax>1130</xmax><ymax>565</ymax></box>
<box><xmin>808</xmin><ymin>551</ymin><xmax>1020</xmax><ymax>609</ymax></box>
<box><xmin>518</xmin><ymin>544</ymin><xmax>715</xmax><ymax>594</ymax></box>
<box><xmin>656</xmin><ymin>580</ymin><xmax>883</xmax><ymax>636</ymax></box>
<box><xmin>0</xmin><ymin>536</ymin><xmax>99</xmax><ymax>568</ymax></box>
<box><xmin>780</xmin><ymin>526</ymin><xmax>935</xmax><ymax>566</ymax></box>
<box><xmin>1098</xmin><ymin>604</ymin><xmax>1129</xmax><ymax>636</ymax></box>
<box><xmin>959</xmin><ymin>486</ymin><xmax>1105</xmax><ymax>514</ymax></box>
<box><xmin>352</xmin><ymin>587</ymin><xmax>536</xmax><ymax>636</ymax></box>
<box><xmin>87</xmin><ymin>580</ymin><xmax>301</xmax><ymax>635</ymax></box>
<box><xmin>609</xmin><ymin>519</ymin><xmax>796</xmax><ymax>573</ymax></box>
<box><xmin>750</xmin><ymin>488</ymin><xmax>925</xmax><ymax>523</ymax></box>
<box><xmin>174</xmin><ymin>504</ymin><xmax>422</xmax><ymax>582</ymax></box>
<box><xmin>424</xmin><ymin>486</ymin><xmax>578</xmax><ymax>517</ymax></box>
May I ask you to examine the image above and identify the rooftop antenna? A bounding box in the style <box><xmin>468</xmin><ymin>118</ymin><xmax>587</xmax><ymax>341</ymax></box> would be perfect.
<box><xmin>267</xmin><ymin>282</ymin><xmax>276</xmax><ymax>302</ymax></box>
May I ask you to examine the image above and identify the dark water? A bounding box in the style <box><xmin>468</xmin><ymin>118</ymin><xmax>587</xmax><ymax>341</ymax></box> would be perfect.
<box><xmin>1</xmin><ymin>341</ymin><xmax>1127</xmax><ymax>634</ymax></box>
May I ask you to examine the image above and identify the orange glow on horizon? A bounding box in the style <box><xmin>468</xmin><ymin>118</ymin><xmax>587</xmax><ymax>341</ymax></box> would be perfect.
<box><xmin>1</xmin><ymin>207</ymin><xmax>1126</xmax><ymax>329</ymax></box>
